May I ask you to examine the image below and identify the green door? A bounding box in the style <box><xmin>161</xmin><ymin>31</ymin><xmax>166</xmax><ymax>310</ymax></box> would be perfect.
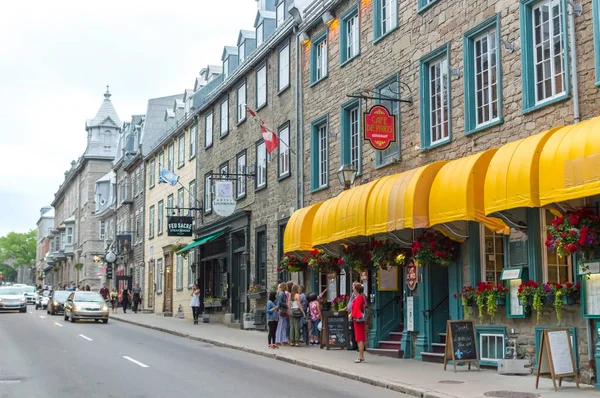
<box><xmin>428</xmin><ymin>263</ymin><xmax>449</xmax><ymax>344</ymax></box>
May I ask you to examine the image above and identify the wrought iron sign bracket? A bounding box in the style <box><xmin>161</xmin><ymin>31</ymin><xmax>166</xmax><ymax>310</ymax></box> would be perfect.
<box><xmin>212</xmin><ymin>172</ymin><xmax>256</xmax><ymax>180</ymax></box>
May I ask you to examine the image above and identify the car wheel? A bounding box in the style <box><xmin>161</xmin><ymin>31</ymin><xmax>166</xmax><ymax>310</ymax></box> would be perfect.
<box><xmin>35</xmin><ymin>304</ymin><xmax>39</xmax><ymax>310</ymax></box>
<box><xmin>20</xmin><ymin>308</ymin><xmax>26</xmax><ymax>313</ymax></box>
<box><xmin>102</xmin><ymin>319</ymin><xmax>108</xmax><ymax>324</ymax></box>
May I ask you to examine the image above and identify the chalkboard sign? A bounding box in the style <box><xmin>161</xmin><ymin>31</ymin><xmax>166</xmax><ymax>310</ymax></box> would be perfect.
<box><xmin>444</xmin><ymin>320</ymin><xmax>479</xmax><ymax>372</ymax></box>
<box><xmin>320</xmin><ymin>311</ymin><xmax>349</xmax><ymax>350</ymax></box>
<box><xmin>535</xmin><ymin>329</ymin><xmax>579</xmax><ymax>391</ymax></box>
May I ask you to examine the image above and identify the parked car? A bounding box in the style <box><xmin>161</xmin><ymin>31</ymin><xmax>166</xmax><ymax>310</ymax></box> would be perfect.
<box><xmin>36</xmin><ymin>290</ymin><xmax>51</xmax><ymax>310</ymax></box>
<box><xmin>64</xmin><ymin>291</ymin><xmax>109</xmax><ymax>323</ymax></box>
<box><xmin>47</xmin><ymin>290</ymin><xmax>71</xmax><ymax>315</ymax></box>
<box><xmin>0</xmin><ymin>287</ymin><xmax>27</xmax><ymax>313</ymax></box>
<box><xmin>20</xmin><ymin>286</ymin><xmax>38</xmax><ymax>305</ymax></box>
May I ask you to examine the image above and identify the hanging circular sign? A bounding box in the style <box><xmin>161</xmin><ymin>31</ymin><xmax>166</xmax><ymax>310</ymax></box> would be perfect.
<box><xmin>105</xmin><ymin>250</ymin><xmax>117</xmax><ymax>264</ymax></box>
<box><xmin>406</xmin><ymin>257</ymin><xmax>418</xmax><ymax>291</ymax></box>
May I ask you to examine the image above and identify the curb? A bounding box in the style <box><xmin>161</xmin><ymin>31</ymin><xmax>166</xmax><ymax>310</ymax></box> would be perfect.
<box><xmin>110</xmin><ymin>316</ymin><xmax>458</xmax><ymax>398</ymax></box>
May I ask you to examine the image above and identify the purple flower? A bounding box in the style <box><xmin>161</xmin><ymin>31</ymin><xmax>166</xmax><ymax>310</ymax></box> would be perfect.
<box><xmin>544</xmin><ymin>284</ymin><xmax>551</xmax><ymax>293</ymax></box>
<box><xmin>586</xmin><ymin>235</ymin><xmax>594</xmax><ymax>244</ymax></box>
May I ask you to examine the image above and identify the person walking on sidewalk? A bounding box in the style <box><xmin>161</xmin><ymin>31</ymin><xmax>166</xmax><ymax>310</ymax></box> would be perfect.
<box><xmin>308</xmin><ymin>292</ymin><xmax>321</xmax><ymax>345</ymax></box>
<box><xmin>351</xmin><ymin>283</ymin><xmax>367</xmax><ymax>363</ymax></box>
<box><xmin>299</xmin><ymin>285</ymin><xmax>309</xmax><ymax>346</ymax></box>
<box><xmin>132</xmin><ymin>282</ymin><xmax>142</xmax><ymax>313</ymax></box>
<box><xmin>110</xmin><ymin>288</ymin><xmax>118</xmax><ymax>314</ymax></box>
<box><xmin>289</xmin><ymin>284</ymin><xmax>305</xmax><ymax>347</ymax></box>
<box><xmin>267</xmin><ymin>291</ymin><xmax>279</xmax><ymax>349</ymax></box>
<box><xmin>100</xmin><ymin>283</ymin><xmax>109</xmax><ymax>302</ymax></box>
<box><xmin>275</xmin><ymin>283</ymin><xmax>289</xmax><ymax>346</ymax></box>
<box><xmin>121</xmin><ymin>285</ymin><xmax>131</xmax><ymax>314</ymax></box>
<box><xmin>190</xmin><ymin>284</ymin><xmax>201</xmax><ymax>325</ymax></box>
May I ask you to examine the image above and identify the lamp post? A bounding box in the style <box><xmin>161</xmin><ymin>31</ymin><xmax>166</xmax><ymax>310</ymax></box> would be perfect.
<box><xmin>337</xmin><ymin>164</ymin><xmax>358</xmax><ymax>190</ymax></box>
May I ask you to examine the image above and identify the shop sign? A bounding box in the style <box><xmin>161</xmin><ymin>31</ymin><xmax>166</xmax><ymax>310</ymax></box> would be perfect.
<box><xmin>213</xmin><ymin>180</ymin><xmax>236</xmax><ymax>217</ymax></box>
<box><xmin>363</xmin><ymin>104</ymin><xmax>396</xmax><ymax>151</ymax></box>
<box><xmin>407</xmin><ymin>296</ymin><xmax>414</xmax><ymax>331</ymax></box>
<box><xmin>167</xmin><ymin>216</ymin><xmax>193</xmax><ymax>237</ymax></box>
<box><xmin>116</xmin><ymin>234</ymin><xmax>131</xmax><ymax>254</ymax></box>
<box><xmin>339</xmin><ymin>269</ymin><xmax>347</xmax><ymax>296</ymax></box>
<box><xmin>106</xmin><ymin>264</ymin><xmax>113</xmax><ymax>279</ymax></box>
<box><xmin>406</xmin><ymin>258</ymin><xmax>417</xmax><ymax>291</ymax></box>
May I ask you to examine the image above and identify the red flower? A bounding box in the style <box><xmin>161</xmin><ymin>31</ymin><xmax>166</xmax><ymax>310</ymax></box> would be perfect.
<box><xmin>575</xmin><ymin>283</ymin><xmax>581</xmax><ymax>290</ymax></box>
<box><xmin>430</xmin><ymin>241</ymin><xmax>437</xmax><ymax>250</ymax></box>
<box><xmin>570</xmin><ymin>230</ymin><xmax>576</xmax><ymax>236</ymax></box>
<box><xmin>434</xmin><ymin>250</ymin><xmax>442</xmax><ymax>257</ymax></box>
<box><xmin>453</xmin><ymin>294</ymin><xmax>457</xmax><ymax>299</ymax></box>
<box><xmin>310</xmin><ymin>248</ymin><xmax>320</xmax><ymax>256</ymax></box>
<box><xmin>337</xmin><ymin>258</ymin><xmax>344</xmax><ymax>265</ymax></box>
<box><xmin>570</xmin><ymin>215</ymin><xmax>579</xmax><ymax>226</ymax></box>
<box><xmin>276</xmin><ymin>267</ymin><xmax>282</xmax><ymax>272</ymax></box>
<box><xmin>565</xmin><ymin>282</ymin><xmax>573</xmax><ymax>288</ymax></box>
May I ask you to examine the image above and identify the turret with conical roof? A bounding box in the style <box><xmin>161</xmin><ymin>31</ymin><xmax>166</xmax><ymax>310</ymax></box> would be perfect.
<box><xmin>84</xmin><ymin>86</ymin><xmax>122</xmax><ymax>159</ymax></box>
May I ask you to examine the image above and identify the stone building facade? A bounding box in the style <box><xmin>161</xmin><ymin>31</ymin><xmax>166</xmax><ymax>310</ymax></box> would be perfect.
<box><xmin>192</xmin><ymin>0</ymin><xmax>303</xmax><ymax>326</ymax></box>
<box><xmin>36</xmin><ymin>206</ymin><xmax>54</xmax><ymax>287</ymax></box>
<box><xmin>291</xmin><ymin>0</ymin><xmax>600</xmax><ymax>381</ymax></box>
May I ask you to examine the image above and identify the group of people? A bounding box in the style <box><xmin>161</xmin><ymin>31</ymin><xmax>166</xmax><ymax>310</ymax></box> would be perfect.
<box><xmin>267</xmin><ymin>280</ymin><xmax>367</xmax><ymax>363</ymax></box>
<box><xmin>99</xmin><ymin>282</ymin><xmax>143</xmax><ymax>314</ymax></box>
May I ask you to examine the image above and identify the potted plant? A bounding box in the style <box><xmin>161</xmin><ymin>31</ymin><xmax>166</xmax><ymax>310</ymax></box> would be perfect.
<box><xmin>551</xmin><ymin>281</ymin><xmax>581</xmax><ymax>325</ymax></box>
<box><xmin>331</xmin><ymin>295</ymin><xmax>350</xmax><ymax>312</ymax></box>
<box><xmin>171</xmin><ymin>244</ymin><xmax>187</xmax><ymax>259</ymax></box>
<box><xmin>486</xmin><ymin>284</ymin><xmax>509</xmax><ymax>320</ymax></box>
<box><xmin>318</xmin><ymin>296</ymin><xmax>331</xmax><ymax>312</ymax></box>
<box><xmin>370</xmin><ymin>241</ymin><xmax>410</xmax><ymax>270</ymax></box>
<box><xmin>74</xmin><ymin>263</ymin><xmax>84</xmax><ymax>271</ymax></box>
<box><xmin>531</xmin><ymin>283</ymin><xmax>547</xmax><ymax>325</ymax></box>
<box><xmin>475</xmin><ymin>282</ymin><xmax>489</xmax><ymax>323</ymax></box>
<box><xmin>517</xmin><ymin>280</ymin><xmax>537</xmax><ymax>307</ymax></box>
<box><xmin>340</xmin><ymin>243</ymin><xmax>373</xmax><ymax>272</ymax></box>
<box><xmin>545</xmin><ymin>207</ymin><xmax>600</xmax><ymax>276</ymax></box>
<box><xmin>455</xmin><ymin>285</ymin><xmax>475</xmax><ymax>319</ymax></box>
<box><xmin>247</xmin><ymin>284</ymin><xmax>267</xmax><ymax>299</ymax></box>
<box><xmin>561</xmin><ymin>281</ymin><xmax>581</xmax><ymax>305</ymax></box>
<box><xmin>304</xmin><ymin>249</ymin><xmax>339</xmax><ymax>274</ymax></box>
<box><xmin>278</xmin><ymin>253</ymin><xmax>306</xmax><ymax>273</ymax></box>
<box><xmin>411</xmin><ymin>230</ymin><xmax>459</xmax><ymax>266</ymax></box>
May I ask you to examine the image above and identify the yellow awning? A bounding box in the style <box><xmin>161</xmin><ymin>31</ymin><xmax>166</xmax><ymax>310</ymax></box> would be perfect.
<box><xmin>429</xmin><ymin>149</ymin><xmax>509</xmax><ymax>234</ymax></box>
<box><xmin>366</xmin><ymin>162</ymin><xmax>447</xmax><ymax>235</ymax></box>
<box><xmin>539</xmin><ymin>117</ymin><xmax>600</xmax><ymax>205</ymax></box>
<box><xmin>283</xmin><ymin>202</ymin><xmax>322</xmax><ymax>253</ymax></box>
<box><xmin>312</xmin><ymin>180</ymin><xmax>380</xmax><ymax>246</ymax></box>
<box><xmin>484</xmin><ymin>127</ymin><xmax>561</xmax><ymax>214</ymax></box>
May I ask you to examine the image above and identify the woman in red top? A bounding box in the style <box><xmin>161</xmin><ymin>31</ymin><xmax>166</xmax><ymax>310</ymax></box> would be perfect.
<box><xmin>351</xmin><ymin>283</ymin><xmax>367</xmax><ymax>363</ymax></box>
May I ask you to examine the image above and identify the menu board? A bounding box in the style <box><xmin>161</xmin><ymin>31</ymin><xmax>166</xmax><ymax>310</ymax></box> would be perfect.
<box><xmin>444</xmin><ymin>320</ymin><xmax>479</xmax><ymax>372</ymax></box>
<box><xmin>378</xmin><ymin>266</ymin><xmax>398</xmax><ymax>291</ymax></box>
<box><xmin>535</xmin><ymin>329</ymin><xmax>579</xmax><ymax>391</ymax></box>
<box><xmin>321</xmin><ymin>311</ymin><xmax>349</xmax><ymax>350</ymax></box>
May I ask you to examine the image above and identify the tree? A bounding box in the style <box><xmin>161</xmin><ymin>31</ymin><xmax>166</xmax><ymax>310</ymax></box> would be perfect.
<box><xmin>0</xmin><ymin>230</ymin><xmax>36</xmax><ymax>282</ymax></box>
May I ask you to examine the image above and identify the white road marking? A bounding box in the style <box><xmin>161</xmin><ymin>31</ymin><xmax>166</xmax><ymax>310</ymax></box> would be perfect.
<box><xmin>39</xmin><ymin>315</ymin><xmax>46</xmax><ymax>319</ymax></box>
<box><xmin>123</xmin><ymin>356</ymin><xmax>149</xmax><ymax>368</ymax></box>
<box><xmin>78</xmin><ymin>334</ymin><xmax>93</xmax><ymax>341</ymax></box>
<box><xmin>54</xmin><ymin>322</ymin><xmax>63</xmax><ymax>327</ymax></box>
<box><xmin>28</xmin><ymin>311</ymin><xmax>33</xmax><ymax>314</ymax></box>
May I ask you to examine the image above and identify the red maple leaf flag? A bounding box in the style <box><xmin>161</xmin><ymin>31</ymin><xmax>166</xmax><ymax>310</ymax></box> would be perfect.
<box><xmin>260</xmin><ymin>124</ymin><xmax>280</xmax><ymax>154</ymax></box>
<box><xmin>247</xmin><ymin>108</ymin><xmax>257</xmax><ymax>117</ymax></box>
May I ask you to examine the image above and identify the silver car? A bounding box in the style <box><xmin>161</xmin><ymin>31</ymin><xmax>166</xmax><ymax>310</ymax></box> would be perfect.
<box><xmin>20</xmin><ymin>286</ymin><xmax>38</xmax><ymax>305</ymax></box>
<box><xmin>0</xmin><ymin>287</ymin><xmax>27</xmax><ymax>312</ymax></box>
<box><xmin>64</xmin><ymin>291</ymin><xmax>109</xmax><ymax>323</ymax></box>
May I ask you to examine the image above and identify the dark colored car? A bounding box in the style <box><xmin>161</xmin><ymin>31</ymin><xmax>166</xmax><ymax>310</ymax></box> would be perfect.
<box><xmin>47</xmin><ymin>290</ymin><xmax>71</xmax><ymax>315</ymax></box>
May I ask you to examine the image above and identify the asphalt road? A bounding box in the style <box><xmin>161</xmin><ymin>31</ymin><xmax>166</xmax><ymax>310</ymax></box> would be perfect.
<box><xmin>0</xmin><ymin>308</ymin><xmax>409</xmax><ymax>398</ymax></box>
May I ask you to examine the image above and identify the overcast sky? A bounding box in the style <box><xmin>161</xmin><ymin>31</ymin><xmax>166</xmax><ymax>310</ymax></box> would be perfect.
<box><xmin>0</xmin><ymin>0</ymin><xmax>258</xmax><ymax>237</ymax></box>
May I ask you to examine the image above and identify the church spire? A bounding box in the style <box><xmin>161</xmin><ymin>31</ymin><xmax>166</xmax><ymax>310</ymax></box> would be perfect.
<box><xmin>104</xmin><ymin>85</ymin><xmax>111</xmax><ymax>99</ymax></box>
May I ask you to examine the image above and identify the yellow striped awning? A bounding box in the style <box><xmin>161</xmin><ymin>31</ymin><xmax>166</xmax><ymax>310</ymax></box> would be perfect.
<box><xmin>429</xmin><ymin>149</ymin><xmax>509</xmax><ymax>234</ymax></box>
<box><xmin>539</xmin><ymin>117</ymin><xmax>600</xmax><ymax>205</ymax></box>
<box><xmin>366</xmin><ymin>162</ymin><xmax>448</xmax><ymax>235</ymax></box>
<box><xmin>283</xmin><ymin>202</ymin><xmax>322</xmax><ymax>253</ymax></box>
<box><xmin>312</xmin><ymin>180</ymin><xmax>380</xmax><ymax>246</ymax></box>
<box><xmin>484</xmin><ymin>127</ymin><xmax>561</xmax><ymax>214</ymax></box>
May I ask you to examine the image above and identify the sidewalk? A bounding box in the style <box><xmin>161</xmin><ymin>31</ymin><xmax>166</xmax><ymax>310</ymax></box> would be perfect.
<box><xmin>110</xmin><ymin>312</ymin><xmax>596</xmax><ymax>398</ymax></box>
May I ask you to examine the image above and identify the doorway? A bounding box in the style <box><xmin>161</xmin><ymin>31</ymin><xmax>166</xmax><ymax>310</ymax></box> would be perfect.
<box><xmin>163</xmin><ymin>254</ymin><xmax>173</xmax><ymax>314</ymax></box>
<box><xmin>148</xmin><ymin>264</ymin><xmax>154</xmax><ymax>309</ymax></box>
<box><xmin>428</xmin><ymin>263</ymin><xmax>450</xmax><ymax>345</ymax></box>
<box><xmin>232</xmin><ymin>251</ymin><xmax>242</xmax><ymax>321</ymax></box>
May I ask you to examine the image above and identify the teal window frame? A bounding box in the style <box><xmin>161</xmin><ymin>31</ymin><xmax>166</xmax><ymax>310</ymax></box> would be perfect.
<box><xmin>475</xmin><ymin>326</ymin><xmax>508</xmax><ymax>367</ymax></box>
<box><xmin>374</xmin><ymin>73</ymin><xmax>401</xmax><ymax>167</ymax></box>
<box><xmin>310</xmin><ymin>114</ymin><xmax>329</xmax><ymax>192</ymax></box>
<box><xmin>577</xmin><ymin>251</ymin><xmax>600</xmax><ymax>318</ymax></box>
<box><xmin>593</xmin><ymin>0</ymin><xmax>600</xmax><ymax>86</ymax></box>
<box><xmin>463</xmin><ymin>14</ymin><xmax>504</xmax><ymax>135</ymax></box>
<box><xmin>340</xmin><ymin>5</ymin><xmax>360</xmax><ymax>66</ymax></box>
<box><xmin>534</xmin><ymin>326</ymin><xmax>579</xmax><ymax>370</ymax></box>
<box><xmin>340</xmin><ymin>98</ymin><xmax>362</xmax><ymax>175</ymax></box>
<box><xmin>519</xmin><ymin>0</ymin><xmax>570</xmax><ymax>114</ymax></box>
<box><xmin>419</xmin><ymin>43</ymin><xmax>452</xmax><ymax>151</ymax></box>
<box><xmin>418</xmin><ymin>0</ymin><xmax>440</xmax><ymax>14</ymax></box>
<box><xmin>503</xmin><ymin>267</ymin><xmax>530</xmax><ymax>319</ymax></box>
<box><xmin>310</xmin><ymin>30</ymin><xmax>328</xmax><ymax>86</ymax></box>
<box><xmin>373</xmin><ymin>0</ymin><xmax>398</xmax><ymax>43</ymax></box>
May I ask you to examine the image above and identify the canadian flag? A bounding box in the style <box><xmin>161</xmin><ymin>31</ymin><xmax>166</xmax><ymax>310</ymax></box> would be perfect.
<box><xmin>260</xmin><ymin>124</ymin><xmax>280</xmax><ymax>154</ymax></box>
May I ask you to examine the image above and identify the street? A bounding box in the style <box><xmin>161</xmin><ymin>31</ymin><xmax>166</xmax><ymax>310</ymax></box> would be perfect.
<box><xmin>0</xmin><ymin>310</ymin><xmax>408</xmax><ymax>398</ymax></box>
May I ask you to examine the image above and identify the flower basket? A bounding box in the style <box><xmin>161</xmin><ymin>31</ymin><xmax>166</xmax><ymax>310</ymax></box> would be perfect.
<box><xmin>370</xmin><ymin>241</ymin><xmax>411</xmax><ymax>270</ymax></box>
<box><xmin>495</xmin><ymin>297</ymin><xmax>506</xmax><ymax>306</ymax></box>
<box><xmin>411</xmin><ymin>230</ymin><xmax>459</xmax><ymax>266</ymax></box>
<box><xmin>278</xmin><ymin>253</ymin><xmax>306</xmax><ymax>273</ymax></box>
<box><xmin>332</xmin><ymin>295</ymin><xmax>350</xmax><ymax>311</ymax></box>
<box><xmin>248</xmin><ymin>284</ymin><xmax>266</xmax><ymax>299</ymax></box>
<box><xmin>455</xmin><ymin>285</ymin><xmax>475</xmax><ymax>320</ymax></box>
<box><xmin>542</xmin><ymin>293</ymin><xmax>555</xmax><ymax>306</ymax></box>
<box><xmin>304</xmin><ymin>249</ymin><xmax>340</xmax><ymax>274</ymax></box>
<box><xmin>561</xmin><ymin>295</ymin><xmax>577</xmax><ymax>305</ymax></box>
<box><xmin>340</xmin><ymin>243</ymin><xmax>373</xmax><ymax>272</ymax></box>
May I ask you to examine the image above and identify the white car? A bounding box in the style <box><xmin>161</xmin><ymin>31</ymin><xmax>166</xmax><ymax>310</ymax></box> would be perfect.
<box><xmin>0</xmin><ymin>287</ymin><xmax>27</xmax><ymax>312</ymax></box>
<box><xmin>36</xmin><ymin>290</ymin><xmax>50</xmax><ymax>310</ymax></box>
<box><xmin>20</xmin><ymin>286</ymin><xmax>38</xmax><ymax>305</ymax></box>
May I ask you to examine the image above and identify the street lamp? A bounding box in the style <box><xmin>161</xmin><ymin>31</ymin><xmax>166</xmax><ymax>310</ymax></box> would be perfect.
<box><xmin>337</xmin><ymin>164</ymin><xmax>358</xmax><ymax>190</ymax></box>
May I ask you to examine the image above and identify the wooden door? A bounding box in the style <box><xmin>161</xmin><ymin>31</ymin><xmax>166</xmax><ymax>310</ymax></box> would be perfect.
<box><xmin>164</xmin><ymin>254</ymin><xmax>173</xmax><ymax>313</ymax></box>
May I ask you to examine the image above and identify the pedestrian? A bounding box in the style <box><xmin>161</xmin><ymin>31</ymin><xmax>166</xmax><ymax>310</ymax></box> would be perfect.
<box><xmin>308</xmin><ymin>292</ymin><xmax>321</xmax><ymax>345</ymax></box>
<box><xmin>342</xmin><ymin>281</ymin><xmax>362</xmax><ymax>351</ymax></box>
<box><xmin>110</xmin><ymin>288</ymin><xmax>118</xmax><ymax>314</ymax></box>
<box><xmin>99</xmin><ymin>283</ymin><xmax>109</xmax><ymax>301</ymax></box>
<box><xmin>289</xmin><ymin>284</ymin><xmax>305</xmax><ymax>347</ymax></box>
<box><xmin>275</xmin><ymin>283</ymin><xmax>288</xmax><ymax>346</ymax></box>
<box><xmin>299</xmin><ymin>285</ymin><xmax>309</xmax><ymax>346</ymax></box>
<box><xmin>286</xmin><ymin>280</ymin><xmax>294</xmax><ymax>339</ymax></box>
<box><xmin>266</xmin><ymin>291</ymin><xmax>278</xmax><ymax>349</ymax></box>
<box><xmin>132</xmin><ymin>282</ymin><xmax>142</xmax><ymax>313</ymax></box>
<box><xmin>85</xmin><ymin>285</ymin><xmax>91</xmax><ymax>291</ymax></box>
<box><xmin>351</xmin><ymin>283</ymin><xmax>367</xmax><ymax>363</ymax></box>
<box><xmin>121</xmin><ymin>285</ymin><xmax>131</xmax><ymax>314</ymax></box>
<box><xmin>190</xmin><ymin>284</ymin><xmax>201</xmax><ymax>325</ymax></box>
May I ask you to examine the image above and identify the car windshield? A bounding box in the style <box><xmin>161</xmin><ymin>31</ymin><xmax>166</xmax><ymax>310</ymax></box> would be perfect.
<box><xmin>21</xmin><ymin>286</ymin><xmax>36</xmax><ymax>293</ymax></box>
<box><xmin>74</xmin><ymin>292</ymin><xmax>104</xmax><ymax>302</ymax></box>
<box><xmin>0</xmin><ymin>288</ymin><xmax>23</xmax><ymax>295</ymax></box>
<box><xmin>53</xmin><ymin>291</ymin><xmax>71</xmax><ymax>300</ymax></box>
<box><xmin>42</xmin><ymin>291</ymin><xmax>50</xmax><ymax>297</ymax></box>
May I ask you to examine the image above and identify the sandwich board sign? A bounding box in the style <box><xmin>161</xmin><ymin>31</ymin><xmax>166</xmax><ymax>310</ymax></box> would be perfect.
<box><xmin>535</xmin><ymin>328</ymin><xmax>579</xmax><ymax>391</ymax></box>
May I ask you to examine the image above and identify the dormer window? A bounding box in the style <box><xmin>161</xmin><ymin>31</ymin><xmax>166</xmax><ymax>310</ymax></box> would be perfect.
<box><xmin>256</xmin><ymin>23</ymin><xmax>264</xmax><ymax>47</ymax></box>
<box><xmin>239</xmin><ymin>42</ymin><xmax>246</xmax><ymax>63</ymax></box>
<box><xmin>276</xmin><ymin>1</ymin><xmax>285</xmax><ymax>27</ymax></box>
<box><xmin>223</xmin><ymin>58</ymin><xmax>229</xmax><ymax>79</ymax></box>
